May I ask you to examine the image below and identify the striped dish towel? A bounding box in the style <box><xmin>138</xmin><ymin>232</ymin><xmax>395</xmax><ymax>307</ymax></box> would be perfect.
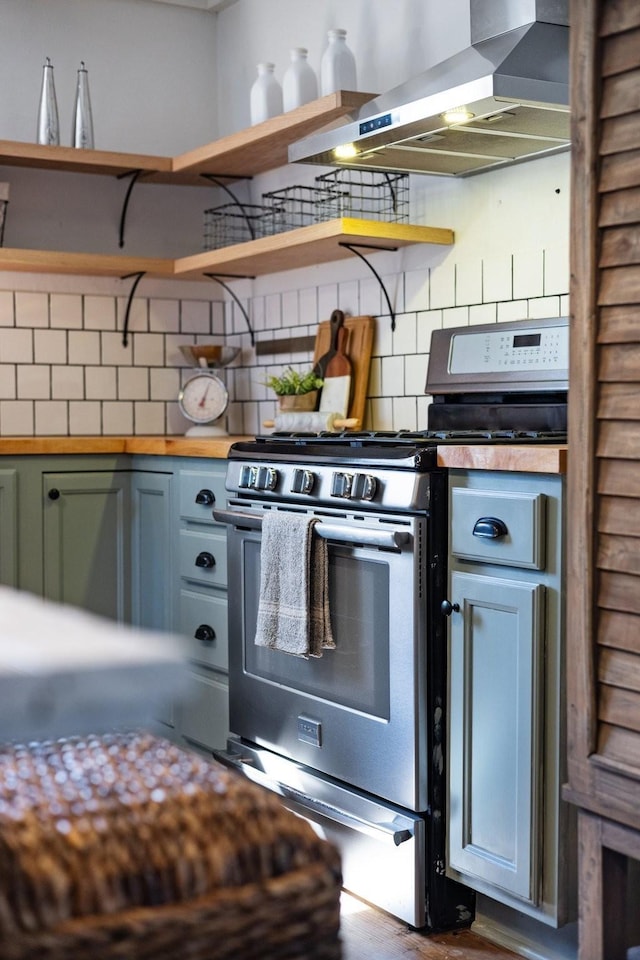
<box><xmin>254</xmin><ymin>511</ymin><xmax>335</xmax><ymax>658</ymax></box>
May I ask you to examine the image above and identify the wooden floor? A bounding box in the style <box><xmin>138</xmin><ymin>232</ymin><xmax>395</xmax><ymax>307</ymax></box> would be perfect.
<box><xmin>339</xmin><ymin>893</ymin><xmax>521</xmax><ymax>960</ymax></box>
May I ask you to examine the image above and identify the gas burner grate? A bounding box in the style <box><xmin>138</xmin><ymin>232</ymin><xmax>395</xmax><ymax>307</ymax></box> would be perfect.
<box><xmin>260</xmin><ymin>428</ymin><xmax>568</xmax><ymax>447</ymax></box>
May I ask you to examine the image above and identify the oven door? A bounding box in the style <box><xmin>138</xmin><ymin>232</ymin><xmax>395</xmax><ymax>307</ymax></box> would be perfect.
<box><xmin>215</xmin><ymin>499</ymin><xmax>429</xmax><ymax>812</ymax></box>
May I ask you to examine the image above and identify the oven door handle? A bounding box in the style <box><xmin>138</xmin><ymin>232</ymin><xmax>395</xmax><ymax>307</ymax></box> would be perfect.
<box><xmin>212</xmin><ymin>508</ymin><xmax>410</xmax><ymax>549</ymax></box>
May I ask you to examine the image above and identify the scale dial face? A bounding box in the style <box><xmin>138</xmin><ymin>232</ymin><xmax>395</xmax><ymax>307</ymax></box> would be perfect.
<box><xmin>178</xmin><ymin>370</ymin><xmax>229</xmax><ymax>424</ymax></box>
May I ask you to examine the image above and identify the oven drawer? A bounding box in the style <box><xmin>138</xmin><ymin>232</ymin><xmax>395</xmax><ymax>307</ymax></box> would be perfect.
<box><xmin>179</xmin><ymin>469</ymin><xmax>227</xmax><ymax>525</ymax></box>
<box><xmin>451</xmin><ymin>487</ymin><xmax>546</xmax><ymax>570</ymax></box>
<box><xmin>180</xmin><ymin>587</ymin><xmax>228</xmax><ymax>671</ymax></box>
<box><xmin>179</xmin><ymin>528</ymin><xmax>228</xmax><ymax>586</ymax></box>
<box><xmin>179</xmin><ymin>669</ymin><xmax>229</xmax><ymax>752</ymax></box>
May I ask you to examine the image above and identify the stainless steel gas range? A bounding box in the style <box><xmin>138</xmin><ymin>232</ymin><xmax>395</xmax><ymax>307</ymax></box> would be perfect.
<box><xmin>212</xmin><ymin>317</ymin><xmax>569</xmax><ymax>931</ymax></box>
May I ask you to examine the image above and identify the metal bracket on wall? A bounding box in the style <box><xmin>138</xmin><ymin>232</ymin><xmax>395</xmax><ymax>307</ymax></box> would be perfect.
<box><xmin>339</xmin><ymin>241</ymin><xmax>398</xmax><ymax>331</ymax></box>
<box><xmin>116</xmin><ymin>169</ymin><xmax>143</xmax><ymax>248</ymax></box>
<box><xmin>120</xmin><ymin>271</ymin><xmax>146</xmax><ymax>347</ymax></box>
<box><xmin>201</xmin><ymin>174</ymin><xmax>256</xmax><ymax>238</ymax></box>
<box><xmin>204</xmin><ymin>273</ymin><xmax>255</xmax><ymax>347</ymax></box>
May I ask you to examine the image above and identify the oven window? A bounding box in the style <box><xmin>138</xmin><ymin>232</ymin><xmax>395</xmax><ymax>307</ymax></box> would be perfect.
<box><xmin>242</xmin><ymin>541</ymin><xmax>390</xmax><ymax>718</ymax></box>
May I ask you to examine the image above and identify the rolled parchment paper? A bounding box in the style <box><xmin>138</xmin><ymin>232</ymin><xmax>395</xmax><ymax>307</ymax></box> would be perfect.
<box><xmin>263</xmin><ymin>412</ymin><xmax>360</xmax><ymax>431</ymax></box>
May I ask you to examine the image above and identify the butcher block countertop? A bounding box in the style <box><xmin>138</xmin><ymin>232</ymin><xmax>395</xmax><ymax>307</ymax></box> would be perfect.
<box><xmin>0</xmin><ymin>437</ymin><xmax>568</xmax><ymax>473</ymax></box>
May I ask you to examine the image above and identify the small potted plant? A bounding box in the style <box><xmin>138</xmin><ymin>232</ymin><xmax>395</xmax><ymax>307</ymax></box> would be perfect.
<box><xmin>264</xmin><ymin>366</ymin><xmax>324</xmax><ymax>412</ymax></box>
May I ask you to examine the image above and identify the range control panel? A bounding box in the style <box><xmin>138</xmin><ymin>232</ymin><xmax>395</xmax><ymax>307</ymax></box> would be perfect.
<box><xmin>426</xmin><ymin>316</ymin><xmax>569</xmax><ymax>394</ymax></box>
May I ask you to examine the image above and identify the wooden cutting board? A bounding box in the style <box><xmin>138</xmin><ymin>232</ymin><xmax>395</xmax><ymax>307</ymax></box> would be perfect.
<box><xmin>313</xmin><ymin>315</ymin><xmax>375</xmax><ymax>428</ymax></box>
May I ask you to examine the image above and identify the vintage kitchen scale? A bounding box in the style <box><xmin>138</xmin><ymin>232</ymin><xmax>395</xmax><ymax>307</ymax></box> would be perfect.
<box><xmin>178</xmin><ymin>345</ymin><xmax>240</xmax><ymax>436</ymax></box>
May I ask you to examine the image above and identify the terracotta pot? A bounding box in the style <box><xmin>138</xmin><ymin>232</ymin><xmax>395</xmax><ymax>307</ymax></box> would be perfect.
<box><xmin>278</xmin><ymin>391</ymin><xmax>319</xmax><ymax>412</ymax></box>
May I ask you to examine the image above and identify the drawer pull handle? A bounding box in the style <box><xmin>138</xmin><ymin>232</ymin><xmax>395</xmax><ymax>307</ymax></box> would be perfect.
<box><xmin>195</xmin><ymin>624</ymin><xmax>216</xmax><ymax>644</ymax></box>
<box><xmin>472</xmin><ymin>517</ymin><xmax>508</xmax><ymax>540</ymax></box>
<box><xmin>195</xmin><ymin>551</ymin><xmax>215</xmax><ymax>569</ymax></box>
<box><xmin>195</xmin><ymin>488</ymin><xmax>215</xmax><ymax>506</ymax></box>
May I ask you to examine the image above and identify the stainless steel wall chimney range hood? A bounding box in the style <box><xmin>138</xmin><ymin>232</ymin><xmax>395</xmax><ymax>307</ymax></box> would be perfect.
<box><xmin>289</xmin><ymin>0</ymin><xmax>570</xmax><ymax>177</ymax></box>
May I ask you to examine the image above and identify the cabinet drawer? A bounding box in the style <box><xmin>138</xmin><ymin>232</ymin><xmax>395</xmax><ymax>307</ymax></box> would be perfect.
<box><xmin>451</xmin><ymin>487</ymin><xmax>546</xmax><ymax>570</ymax></box>
<box><xmin>179</xmin><ymin>528</ymin><xmax>228</xmax><ymax>586</ymax></box>
<box><xmin>179</xmin><ymin>469</ymin><xmax>227</xmax><ymax>524</ymax></box>
<box><xmin>179</xmin><ymin>669</ymin><xmax>229</xmax><ymax>752</ymax></box>
<box><xmin>180</xmin><ymin>587</ymin><xmax>228</xmax><ymax>671</ymax></box>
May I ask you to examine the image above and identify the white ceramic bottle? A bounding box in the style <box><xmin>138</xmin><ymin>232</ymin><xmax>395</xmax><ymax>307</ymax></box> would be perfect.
<box><xmin>71</xmin><ymin>61</ymin><xmax>94</xmax><ymax>149</ymax></box>
<box><xmin>36</xmin><ymin>57</ymin><xmax>60</xmax><ymax>146</ymax></box>
<box><xmin>282</xmin><ymin>48</ymin><xmax>318</xmax><ymax>112</ymax></box>
<box><xmin>249</xmin><ymin>63</ymin><xmax>283</xmax><ymax>125</ymax></box>
<box><xmin>320</xmin><ymin>29</ymin><xmax>357</xmax><ymax>96</ymax></box>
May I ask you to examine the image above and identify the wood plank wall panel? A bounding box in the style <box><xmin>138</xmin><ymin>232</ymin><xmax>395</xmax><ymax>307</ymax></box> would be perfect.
<box><xmin>567</xmin><ymin>0</ymin><xmax>640</xmax><ymax>828</ymax></box>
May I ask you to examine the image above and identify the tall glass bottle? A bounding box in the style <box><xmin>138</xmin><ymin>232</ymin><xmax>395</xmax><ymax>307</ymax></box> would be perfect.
<box><xmin>72</xmin><ymin>61</ymin><xmax>94</xmax><ymax>149</ymax></box>
<box><xmin>282</xmin><ymin>48</ymin><xmax>318</xmax><ymax>111</ymax></box>
<box><xmin>36</xmin><ymin>57</ymin><xmax>60</xmax><ymax>146</ymax></box>
<box><xmin>320</xmin><ymin>29</ymin><xmax>357</xmax><ymax>96</ymax></box>
<box><xmin>249</xmin><ymin>63</ymin><xmax>283</xmax><ymax>125</ymax></box>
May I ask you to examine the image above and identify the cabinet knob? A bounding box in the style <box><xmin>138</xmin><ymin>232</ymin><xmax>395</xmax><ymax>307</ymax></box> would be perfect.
<box><xmin>472</xmin><ymin>517</ymin><xmax>508</xmax><ymax>540</ymax></box>
<box><xmin>48</xmin><ymin>488</ymin><xmax>61</xmax><ymax>501</ymax></box>
<box><xmin>195</xmin><ymin>624</ymin><xmax>216</xmax><ymax>644</ymax></box>
<box><xmin>441</xmin><ymin>600</ymin><xmax>460</xmax><ymax>617</ymax></box>
<box><xmin>195</xmin><ymin>488</ymin><xmax>215</xmax><ymax>506</ymax></box>
<box><xmin>195</xmin><ymin>551</ymin><xmax>215</xmax><ymax>569</ymax></box>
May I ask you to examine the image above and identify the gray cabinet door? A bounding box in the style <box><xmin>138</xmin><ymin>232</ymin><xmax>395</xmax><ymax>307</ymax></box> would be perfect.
<box><xmin>0</xmin><ymin>469</ymin><xmax>18</xmax><ymax>587</ymax></box>
<box><xmin>130</xmin><ymin>470</ymin><xmax>173</xmax><ymax>634</ymax></box>
<box><xmin>42</xmin><ymin>471</ymin><xmax>131</xmax><ymax>622</ymax></box>
<box><xmin>448</xmin><ymin>570</ymin><xmax>544</xmax><ymax>903</ymax></box>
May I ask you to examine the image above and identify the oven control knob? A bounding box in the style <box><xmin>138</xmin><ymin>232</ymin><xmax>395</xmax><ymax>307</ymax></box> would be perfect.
<box><xmin>239</xmin><ymin>464</ymin><xmax>257</xmax><ymax>489</ymax></box>
<box><xmin>291</xmin><ymin>468</ymin><xmax>315</xmax><ymax>495</ymax></box>
<box><xmin>353</xmin><ymin>473</ymin><xmax>377</xmax><ymax>501</ymax></box>
<box><xmin>255</xmin><ymin>466</ymin><xmax>278</xmax><ymax>490</ymax></box>
<box><xmin>331</xmin><ymin>471</ymin><xmax>354</xmax><ymax>499</ymax></box>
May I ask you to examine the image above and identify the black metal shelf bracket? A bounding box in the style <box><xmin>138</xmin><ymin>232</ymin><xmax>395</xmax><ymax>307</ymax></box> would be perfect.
<box><xmin>204</xmin><ymin>272</ymin><xmax>256</xmax><ymax>346</ymax></box>
<box><xmin>201</xmin><ymin>174</ymin><xmax>256</xmax><ymax>239</ymax></box>
<box><xmin>339</xmin><ymin>241</ymin><xmax>399</xmax><ymax>331</ymax></box>
<box><xmin>120</xmin><ymin>271</ymin><xmax>146</xmax><ymax>347</ymax></box>
<box><xmin>116</xmin><ymin>169</ymin><xmax>143</xmax><ymax>248</ymax></box>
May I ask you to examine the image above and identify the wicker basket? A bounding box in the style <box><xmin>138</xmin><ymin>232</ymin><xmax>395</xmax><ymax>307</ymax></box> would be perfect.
<box><xmin>0</xmin><ymin>731</ymin><xmax>342</xmax><ymax>960</ymax></box>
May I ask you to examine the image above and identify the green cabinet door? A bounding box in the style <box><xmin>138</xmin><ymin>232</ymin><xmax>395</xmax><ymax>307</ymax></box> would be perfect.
<box><xmin>130</xmin><ymin>470</ymin><xmax>173</xmax><ymax>634</ymax></box>
<box><xmin>0</xmin><ymin>469</ymin><xmax>18</xmax><ymax>587</ymax></box>
<box><xmin>42</xmin><ymin>471</ymin><xmax>131</xmax><ymax>622</ymax></box>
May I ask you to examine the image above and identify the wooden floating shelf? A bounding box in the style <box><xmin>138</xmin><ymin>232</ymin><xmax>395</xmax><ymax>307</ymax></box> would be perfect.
<box><xmin>174</xmin><ymin>218</ymin><xmax>455</xmax><ymax>279</ymax></box>
<box><xmin>0</xmin><ymin>91</ymin><xmax>376</xmax><ymax>187</ymax></box>
<box><xmin>0</xmin><ymin>220</ymin><xmax>453</xmax><ymax>281</ymax></box>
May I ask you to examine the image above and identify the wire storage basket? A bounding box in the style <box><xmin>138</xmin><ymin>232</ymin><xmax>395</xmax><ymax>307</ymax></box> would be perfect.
<box><xmin>315</xmin><ymin>169</ymin><xmax>409</xmax><ymax>222</ymax></box>
<box><xmin>0</xmin><ymin>182</ymin><xmax>9</xmax><ymax>247</ymax></box>
<box><xmin>261</xmin><ymin>184</ymin><xmax>348</xmax><ymax>232</ymax></box>
<box><xmin>203</xmin><ymin>202</ymin><xmax>276</xmax><ymax>250</ymax></box>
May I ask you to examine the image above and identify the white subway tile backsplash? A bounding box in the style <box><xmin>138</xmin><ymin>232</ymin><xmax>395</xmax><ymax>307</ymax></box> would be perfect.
<box><xmin>0</xmin><ymin>366</ymin><xmax>15</xmax><ymax>399</ymax></box>
<box><xmin>249</xmin><ymin>295</ymin><xmax>266</xmax><ymax>332</ymax></box>
<box><xmin>84</xmin><ymin>296</ymin><xmax>116</xmax><ymax>331</ymax></box>
<box><xmin>52</xmin><ymin>366</ymin><xmax>84</xmax><ymax>400</ymax></box>
<box><xmin>69</xmin><ymin>401</ymin><xmax>101</xmax><ymax>435</ymax></box>
<box><xmin>456</xmin><ymin>260</ymin><xmax>482</xmax><ymax>306</ymax></box>
<box><xmin>150</xmin><ymin>368</ymin><xmax>180</xmax><ymax>401</ymax></box>
<box><xmin>405</xmin><ymin>353</ymin><xmax>429</xmax><ymax>396</ymax></box>
<box><xmin>211</xmin><ymin>300</ymin><xmax>225</xmax><ymax>335</ymax></box>
<box><xmin>166</xmin><ymin>401</ymin><xmax>186</xmax><ymax>436</ymax></box>
<box><xmin>282</xmin><ymin>290</ymin><xmax>299</xmax><ymax>326</ymax></box>
<box><xmin>50</xmin><ymin>294</ymin><xmax>82</xmax><ymax>329</ymax></box>
<box><xmin>0</xmin><ymin>291</ymin><xmax>13</xmax><ymax>327</ymax></box>
<box><xmin>498</xmin><ymin>300</ymin><xmax>529</xmax><ymax>323</ymax></box>
<box><xmin>483</xmin><ymin>254</ymin><xmax>513</xmax><ymax>303</ymax></box>
<box><xmin>69</xmin><ymin>331</ymin><xmax>100</xmax><ymax>365</ymax></box>
<box><xmin>430</xmin><ymin>261</ymin><xmax>456</xmax><ymax>309</ymax></box>
<box><xmin>392</xmin><ymin>312</ymin><xmax>417</xmax><ymax>356</ymax></box>
<box><xmin>35</xmin><ymin>329</ymin><xmax>67</xmax><ymax>365</ymax></box>
<box><xmin>1</xmin><ymin>400</ymin><xmax>34</xmax><ymax>435</ymax></box>
<box><xmin>528</xmin><ymin>296</ymin><xmax>561</xmax><ymax>318</ymax></box>
<box><xmin>393</xmin><ymin>396</ymin><xmax>417</xmax><ymax>431</ymax></box>
<box><xmin>381</xmin><ymin>355</ymin><xmax>404</xmax><ymax>396</ymax></box>
<box><xmin>181</xmin><ymin>300</ymin><xmax>210</xmax><ymax>334</ymax></box>
<box><xmin>103</xmin><ymin>401</ymin><xmax>134</xmax><ymax>435</ymax></box>
<box><xmin>417</xmin><ymin>395</ymin><xmax>431</xmax><ymax>429</ymax></box>
<box><xmin>358</xmin><ymin>277</ymin><xmax>381</xmax><ymax>317</ymax></box>
<box><xmin>118</xmin><ymin>367</ymin><xmax>149</xmax><ymax>400</ymax></box>
<box><xmin>264</xmin><ymin>293</ymin><xmax>282</xmax><ymax>330</ymax></box>
<box><xmin>35</xmin><ymin>401</ymin><xmax>68</xmax><ymax>435</ymax></box>
<box><xmin>117</xmin><ymin>296</ymin><xmax>148</xmax><ymax>333</ymax></box>
<box><xmin>442</xmin><ymin>306</ymin><xmax>469</xmax><ymax>328</ymax></box>
<box><xmin>513</xmin><ymin>249</ymin><xmax>544</xmax><ymax>300</ymax></box>
<box><xmin>317</xmin><ymin>284</ymin><xmax>339</xmax><ymax>321</ymax></box>
<box><xmin>1</xmin><ymin>328</ymin><xmax>33</xmax><ymax>363</ymax></box>
<box><xmin>15</xmin><ymin>292</ymin><xmax>48</xmax><ymax>328</ymax></box>
<box><xmin>133</xmin><ymin>333</ymin><xmax>164</xmax><ymax>367</ymax></box>
<box><xmin>560</xmin><ymin>294</ymin><xmax>570</xmax><ymax>315</ymax></box>
<box><xmin>298</xmin><ymin>288</ymin><xmax>317</xmax><ymax>327</ymax></box>
<box><xmin>416</xmin><ymin>310</ymin><xmax>443</xmax><ymax>353</ymax></box>
<box><xmin>373</xmin><ymin>315</ymin><xmax>393</xmax><ymax>360</ymax></box>
<box><xmin>369</xmin><ymin>397</ymin><xmax>393</xmax><ymax>431</ymax></box>
<box><xmin>85</xmin><ymin>367</ymin><xmax>117</xmax><ymax>400</ymax></box>
<box><xmin>404</xmin><ymin>268</ymin><xmax>429</xmax><ymax>313</ymax></box>
<box><xmin>134</xmin><ymin>402</ymin><xmax>165</xmax><ymax>434</ymax></box>
<box><xmin>338</xmin><ymin>280</ymin><xmax>359</xmax><ymax>315</ymax></box>
<box><xmin>17</xmin><ymin>365</ymin><xmax>50</xmax><ymax>399</ymax></box>
<box><xmin>544</xmin><ymin>245</ymin><xmax>570</xmax><ymax>296</ymax></box>
<box><xmin>149</xmin><ymin>298</ymin><xmax>180</xmax><ymax>333</ymax></box>
<box><xmin>469</xmin><ymin>303</ymin><xmax>497</xmax><ymax>326</ymax></box>
<box><xmin>102</xmin><ymin>332</ymin><xmax>133</xmax><ymax>366</ymax></box>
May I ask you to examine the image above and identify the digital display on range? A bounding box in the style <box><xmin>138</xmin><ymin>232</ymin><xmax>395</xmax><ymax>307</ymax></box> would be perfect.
<box><xmin>513</xmin><ymin>333</ymin><xmax>542</xmax><ymax>348</ymax></box>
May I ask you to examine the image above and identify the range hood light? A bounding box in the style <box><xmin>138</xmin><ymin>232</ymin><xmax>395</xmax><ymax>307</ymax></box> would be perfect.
<box><xmin>441</xmin><ymin>107</ymin><xmax>475</xmax><ymax>125</ymax></box>
<box><xmin>333</xmin><ymin>143</ymin><xmax>359</xmax><ymax>161</ymax></box>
